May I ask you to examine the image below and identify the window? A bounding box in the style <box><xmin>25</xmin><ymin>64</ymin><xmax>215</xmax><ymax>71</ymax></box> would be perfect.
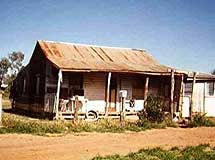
<box><xmin>206</xmin><ymin>82</ymin><xmax>214</xmax><ymax>96</ymax></box>
<box><xmin>36</xmin><ymin>75</ymin><xmax>40</xmax><ymax>95</ymax></box>
<box><xmin>184</xmin><ymin>83</ymin><xmax>192</xmax><ymax>96</ymax></box>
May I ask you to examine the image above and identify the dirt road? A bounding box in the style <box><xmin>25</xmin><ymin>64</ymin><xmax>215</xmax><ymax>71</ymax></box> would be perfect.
<box><xmin>0</xmin><ymin>127</ymin><xmax>215</xmax><ymax>160</ymax></box>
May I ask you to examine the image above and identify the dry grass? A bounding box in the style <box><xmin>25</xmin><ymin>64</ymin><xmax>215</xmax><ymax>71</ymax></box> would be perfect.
<box><xmin>2</xmin><ymin>98</ymin><xmax>11</xmax><ymax>109</ymax></box>
<box><xmin>207</xmin><ymin>117</ymin><xmax>215</xmax><ymax>124</ymax></box>
<box><xmin>0</xmin><ymin>112</ymin><xmax>177</xmax><ymax>135</ymax></box>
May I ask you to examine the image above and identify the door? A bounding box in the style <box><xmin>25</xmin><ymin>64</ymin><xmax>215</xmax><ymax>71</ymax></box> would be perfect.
<box><xmin>193</xmin><ymin>83</ymin><xmax>204</xmax><ymax>113</ymax></box>
<box><xmin>182</xmin><ymin>96</ymin><xmax>190</xmax><ymax>117</ymax></box>
<box><xmin>182</xmin><ymin>82</ymin><xmax>205</xmax><ymax>117</ymax></box>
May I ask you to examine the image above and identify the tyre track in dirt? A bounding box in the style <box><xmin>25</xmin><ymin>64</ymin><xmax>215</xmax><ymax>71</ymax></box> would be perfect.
<box><xmin>0</xmin><ymin>127</ymin><xmax>215</xmax><ymax>160</ymax></box>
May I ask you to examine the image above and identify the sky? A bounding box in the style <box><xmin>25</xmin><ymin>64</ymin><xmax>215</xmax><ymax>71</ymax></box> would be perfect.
<box><xmin>0</xmin><ymin>0</ymin><xmax>214</xmax><ymax>73</ymax></box>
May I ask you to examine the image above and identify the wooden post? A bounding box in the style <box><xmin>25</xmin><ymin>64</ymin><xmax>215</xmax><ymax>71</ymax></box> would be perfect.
<box><xmin>55</xmin><ymin>69</ymin><xmax>63</xmax><ymax>120</ymax></box>
<box><xmin>203</xmin><ymin>82</ymin><xmax>206</xmax><ymax>114</ymax></box>
<box><xmin>178</xmin><ymin>75</ymin><xmax>184</xmax><ymax>114</ymax></box>
<box><xmin>190</xmin><ymin>72</ymin><xmax>197</xmax><ymax>121</ymax></box>
<box><xmin>144</xmin><ymin>76</ymin><xmax>149</xmax><ymax>107</ymax></box>
<box><xmin>105</xmin><ymin>72</ymin><xmax>111</xmax><ymax>117</ymax></box>
<box><xmin>0</xmin><ymin>90</ymin><xmax>2</xmax><ymax>126</ymax></box>
<box><xmin>120</xmin><ymin>97</ymin><xmax>126</xmax><ymax>121</ymax></box>
<box><xmin>170</xmin><ymin>69</ymin><xmax>175</xmax><ymax>119</ymax></box>
<box><xmin>74</xmin><ymin>95</ymin><xmax>79</xmax><ymax>123</ymax></box>
<box><xmin>116</xmin><ymin>75</ymin><xmax>120</xmax><ymax>112</ymax></box>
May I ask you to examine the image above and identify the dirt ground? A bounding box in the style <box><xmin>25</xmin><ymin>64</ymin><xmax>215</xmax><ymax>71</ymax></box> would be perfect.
<box><xmin>0</xmin><ymin>127</ymin><xmax>215</xmax><ymax>160</ymax></box>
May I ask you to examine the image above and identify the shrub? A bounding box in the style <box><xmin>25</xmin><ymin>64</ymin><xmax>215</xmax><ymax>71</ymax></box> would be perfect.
<box><xmin>188</xmin><ymin>113</ymin><xmax>215</xmax><ymax>127</ymax></box>
<box><xmin>138</xmin><ymin>95</ymin><xmax>166</xmax><ymax>123</ymax></box>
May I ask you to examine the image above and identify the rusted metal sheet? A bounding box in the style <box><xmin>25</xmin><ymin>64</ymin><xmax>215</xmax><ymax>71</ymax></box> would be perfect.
<box><xmin>38</xmin><ymin>40</ymin><xmax>173</xmax><ymax>74</ymax></box>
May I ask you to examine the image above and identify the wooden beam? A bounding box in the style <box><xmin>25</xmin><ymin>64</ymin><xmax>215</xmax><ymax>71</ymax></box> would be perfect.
<box><xmin>55</xmin><ymin>69</ymin><xmax>63</xmax><ymax>120</ymax></box>
<box><xmin>61</xmin><ymin>68</ymin><xmax>183</xmax><ymax>76</ymax></box>
<box><xmin>144</xmin><ymin>76</ymin><xmax>149</xmax><ymax>107</ymax></box>
<box><xmin>170</xmin><ymin>69</ymin><xmax>175</xmax><ymax>119</ymax></box>
<box><xmin>105</xmin><ymin>72</ymin><xmax>111</xmax><ymax>117</ymax></box>
<box><xmin>190</xmin><ymin>72</ymin><xmax>197</xmax><ymax>121</ymax></box>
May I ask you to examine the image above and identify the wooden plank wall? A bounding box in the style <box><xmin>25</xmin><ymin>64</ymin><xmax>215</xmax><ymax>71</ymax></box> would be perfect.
<box><xmin>83</xmin><ymin>72</ymin><xmax>106</xmax><ymax>112</ymax></box>
<box><xmin>132</xmin><ymin>76</ymin><xmax>144</xmax><ymax>100</ymax></box>
<box><xmin>148</xmin><ymin>77</ymin><xmax>159</xmax><ymax>96</ymax></box>
<box><xmin>83</xmin><ymin>72</ymin><xmax>106</xmax><ymax>101</ymax></box>
<box><xmin>13</xmin><ymin>43</ymin><xmax>47</xmax><ymax>113</ymax></box>
<box><xmin>121</xmin><ymin>76</ymin><xmax>133</xmax><ymax>100</ymax></box>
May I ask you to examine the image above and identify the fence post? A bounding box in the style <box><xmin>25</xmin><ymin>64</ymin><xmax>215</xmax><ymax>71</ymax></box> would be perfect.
<box><xmin>120</xmin><ymin>97</ymin><xmax>126</xmax><ymax>122</ymax></box>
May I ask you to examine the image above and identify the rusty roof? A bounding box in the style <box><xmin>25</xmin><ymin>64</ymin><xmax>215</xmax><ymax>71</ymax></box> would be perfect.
<box><xmin>37</xmin><ymin>40</ymin><xmax>173</xmax><ymax>74</ymax></box>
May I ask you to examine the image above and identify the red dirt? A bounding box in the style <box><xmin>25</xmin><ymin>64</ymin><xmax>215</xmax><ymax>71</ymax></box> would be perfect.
<box><xmin>0</xmin><ymin>127</ymin><xmax>215</xmax><ymax>160</ymax></box>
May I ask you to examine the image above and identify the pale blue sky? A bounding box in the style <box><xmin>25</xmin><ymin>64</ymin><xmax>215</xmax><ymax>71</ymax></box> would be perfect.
<box><xmin>0</xmin><ymin>0</ymin><xmax>214</xmax><ymax>73</ymax></box>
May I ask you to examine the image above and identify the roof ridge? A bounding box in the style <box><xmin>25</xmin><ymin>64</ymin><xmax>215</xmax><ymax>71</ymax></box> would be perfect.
<box><xmin>37</xmin><ymin>40</ymin><xmax>146</xmax><ymax>52</ymax></box>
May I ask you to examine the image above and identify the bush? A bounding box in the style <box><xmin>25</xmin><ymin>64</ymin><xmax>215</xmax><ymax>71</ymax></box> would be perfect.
<box><xmin>188</xmin><ymin>113</ymin><xmax>215</xmax><ymax>127</ymax></box>
<box><xmin>138</xmin><ymin>95</ymin><xmax>166</xmax><ymax>123</ymax></box>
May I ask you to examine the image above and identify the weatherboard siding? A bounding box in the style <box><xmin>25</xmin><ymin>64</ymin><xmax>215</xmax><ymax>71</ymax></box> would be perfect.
<box><xmin>83</xmin><ymin>72</ymin><xmax>106</xmax><ymax>101</ymax></box>
<box><xmin>83</xmin><ymin>73</ymin><xmax>106</xmax><ymax>112</ymax></box>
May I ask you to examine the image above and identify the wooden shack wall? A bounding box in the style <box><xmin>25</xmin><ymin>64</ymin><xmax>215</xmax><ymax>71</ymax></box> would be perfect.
<box><xmin>83</xmin><ymin>72</ymin><xmax>106</xmax><ymax>112</ymax></box>
<box><xmin>12</xmin><ymin>66</ymin><xmax>30</xmax><ymax>111</ymax></box>
<box><xmin>120</xmin><ymin>75</ymin><xmax>133</xmax><ymax>100</ymax></box>
<box><xmin>13</xmin><ymin>43</ymin><xmax>46</xmax><ymax>113</ymax></box>
<box><xmin>120</xmin><ymin>74</ymin><xmax>145</xmax><ymax>99</ymax></box>
<box><xmin>44</xmin><ymin>60</ymin><xmax>58</xmax><ymax>113</ymax></box>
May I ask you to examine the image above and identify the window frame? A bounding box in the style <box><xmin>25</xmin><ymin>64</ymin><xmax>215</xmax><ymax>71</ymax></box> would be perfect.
<box><xmin>205</xmin><ymin>82</ymin><xmax>215</xmax><ymax>97</ymax></box>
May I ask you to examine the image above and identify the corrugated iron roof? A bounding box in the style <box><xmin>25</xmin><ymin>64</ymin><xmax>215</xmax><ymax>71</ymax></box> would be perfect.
<box><xmin>37</xmin><ymin>40</ymin><xmax>173</xmax><ymax>74</ymax></box>
<box><xmin>187</xmin><ymin>72</ymin><xmax>215</xmax><ymax>80</ymax></box>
